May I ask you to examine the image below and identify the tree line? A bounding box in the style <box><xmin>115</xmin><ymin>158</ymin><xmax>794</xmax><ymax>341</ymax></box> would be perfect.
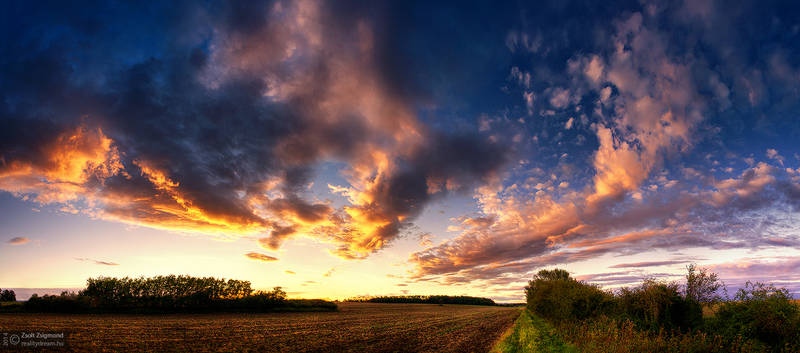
<box><xmin>348</xmin><ymin>295</ymin><xmax>496</xmax><ymax>306</ymax></box>
<box><xmin>4</xmin><ymin>275</ymin><xmax>336</xmax><ymax>313</ymax></box>
<box><xmin>525</xmin><ymin>265</ymin><xmax>800</xmax><ymax>352</ymax></box>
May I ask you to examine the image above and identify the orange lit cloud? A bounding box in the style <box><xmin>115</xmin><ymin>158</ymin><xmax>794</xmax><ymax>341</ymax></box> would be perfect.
<box><xmin>196</xmin><ymin>0</ymin><xmax>508</xmax><ymax>259</ymax></box>
<box><xmin>0</xmin><ymin>0</ymin><xmax>509</xmax><ymax>264</ymax></box>
<box><xmin>244</xmin><ymin>252</ymin><xmax>279</xmax><ymax>262</ymax></box>
<box><xmin>0</xmin><ymin>124</ymin><xmax>122</xmax><ymax>205</ymax></box>
<box><xmin>98</xmin><ymin>160</ymin><xmax>269</xmax><ymax>236</ymax></box>
<box><xmin>408</xmin><ymin>11</ymin><xmax>799</xmax><ymax>284</ymax></box>
<box><xmin>7</xmin><ymin>237</ymin><xmax>30</xmax><ymax>245</ymax></box>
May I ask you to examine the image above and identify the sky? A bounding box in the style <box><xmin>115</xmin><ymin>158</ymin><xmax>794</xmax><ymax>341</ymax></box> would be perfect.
<box><xmin>1</xmin><ymin>0</ymin><xmax>800</xmax><ymax>302</ymax></box>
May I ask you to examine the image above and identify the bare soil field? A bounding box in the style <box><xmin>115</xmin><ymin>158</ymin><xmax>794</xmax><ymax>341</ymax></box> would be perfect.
<box><xmin>0</xmin><ymin>303</ymin><xmax>520</xmax><ymax>352</ymax></box>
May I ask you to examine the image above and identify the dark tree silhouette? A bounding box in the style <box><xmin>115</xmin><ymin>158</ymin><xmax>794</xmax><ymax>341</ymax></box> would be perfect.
<box><xmin>0</xmin><ymin>289</ymin><xmax>16</xmax><ymax>302</ymax></box>
<box><xmin>16</xmin><ymin>276</ymin><xmax>335</xmax><ymax>313</ymax></box>
<box><xmin>684</xmin><ymin>263</ymin><xmax>724</xmax><ymax>304</ymax></box>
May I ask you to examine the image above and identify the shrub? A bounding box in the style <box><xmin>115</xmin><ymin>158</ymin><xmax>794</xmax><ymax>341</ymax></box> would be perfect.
<box><xmin>709</xmin><ymin>282</ymin><xmax>800</xmax><ymax>351</ymax></box>
<box><xmin>525</xmin><ymin>269</ymin><xmax>614</xmax><ymax>321</ymax></box>
<box><xmin>617</xmin><ymin>278</ymin><xmax>703</xmax><ymax>332</ymax></box>
<box><xmin>553</xmin><ymin>315</ymin><xmax>766</xmax><ymax>353</ymax></box>
<box><xmin>523</xmin><ymin>267</ymin><xmax>799</xmax><ymax>352</ymax></box>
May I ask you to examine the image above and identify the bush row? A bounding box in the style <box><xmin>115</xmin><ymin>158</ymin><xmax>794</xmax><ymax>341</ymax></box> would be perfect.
<box><xmin>525</xmin><ymin>267</ymin><xmax>800</xmax><ymax>351</ymax></box>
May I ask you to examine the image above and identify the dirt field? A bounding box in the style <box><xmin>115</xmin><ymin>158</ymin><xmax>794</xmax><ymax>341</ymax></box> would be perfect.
<box><xmin>0</xmin><ymin>303</ymin><xmax>520</xmax><ymax>352</ymax></box>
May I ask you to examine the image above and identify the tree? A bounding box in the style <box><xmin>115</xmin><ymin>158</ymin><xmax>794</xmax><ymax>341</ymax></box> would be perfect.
<box><xmin>533</xmin><ymin>268</ymin><xmax>572</xmax><ymax>282</ymax></box>
<box><xmin>0</xmin><ymin>289</ymin><xmax>17</xmax><ymax>302</ymax></box>
<box><xmin>684</xmin><ymin>264</ymin><xmax>724</xmax><ymax>305</ymax></box>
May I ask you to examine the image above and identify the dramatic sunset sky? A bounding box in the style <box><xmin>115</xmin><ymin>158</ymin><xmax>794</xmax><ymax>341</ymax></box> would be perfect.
<box><xmin>2</xmin><ymin>0</ymin><xmax>800</xmax><ymax>301</ymax></box>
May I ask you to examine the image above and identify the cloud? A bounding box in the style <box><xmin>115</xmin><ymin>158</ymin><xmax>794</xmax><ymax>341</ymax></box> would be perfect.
<box><xmin>418</xmin><ymin>233</ymin><xmax>434</xmax><ymax>247</ymax></box>
<box><xmin>564</xmin><ymin>117</ymin><xmax>574</xmax><ymax>130</ymax></box>
<box><xmin>244</xmin><ymin>252</ymin><xmax>279</xmax><ymax>262</ymax></box>
<box><xmin>548</xmin><ymin>87</ymin><xmax>571</xmax><ymax>109</ymax></box>
<box><xmin>524</xmin><ymin>91</ymin><xmax>535</xmax><ymax>115</ymax></box>
<box><xmin>706</xmin><ymin>257</ymin><xmax>800</xmax><ymax>291</ymax></box>
<box><xmin>408</xmin><ymin>8</ymin><xmax>800</xmax><ymax>285</ymax></box>
<box><xmin>609</xmin><ymin>260</ymin><xmax>688</xmax><ymax>268</ymax></box>
<box><xmin>0</xmin><ymin>0</ymin><xmax>509</xmax><ymax>261</ymax></box>
<box><xmin>766</xmin><ymin>149</ymin><xmax>784</xmax><ymax>166</ymax></box>
<box><xmin>75</xmin><ymin>257</ymin><xmax>119</xmax><ymax>266</ymax></box>
<box><xmin>323</xmin><ymin>268</ymin><xmax>335</xmax><ymax>277</ymax></box>
<box><xmin>7</xmin><ymin>237</ymin><xmax>30</xmax><ymax>245</ymax></box>
<box><xmin>3</xmin><ymin>0</ymin><xmax>800</xmax><ymax>297</ymax></box>
<box><xmin>526</xmin><ymin>258</ymin><xmax>800</xmax><ymax>295</ymax></box>
<box><xmin>688</xmin><ymin>257</ymin><xmax>800</xmax><ymax>296</ymax></box>
<box><xmin>575</xmin><ymin>271</ymin><xmax>677</xmax><ymax>287</ymax></box>
<box><xmin>285</xmin><ymin>270</ymin><xmax>296</xmax><ymax>275</ymax></box>
<box><xmin>409</xmin><ymin>159</ymin><xmax>798</xmax><ymax>282</ymax></box>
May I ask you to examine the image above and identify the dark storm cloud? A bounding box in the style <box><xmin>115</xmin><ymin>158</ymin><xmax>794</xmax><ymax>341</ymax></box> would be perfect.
<box><xmin>371</xmin><ymin>133</ymin><xmax>508</xmax><ymax>219</ymax></box>
<box><xmin>0</xmin><ymin>0</ymin><xmax>510</xmax><ymax>258</ymax></box>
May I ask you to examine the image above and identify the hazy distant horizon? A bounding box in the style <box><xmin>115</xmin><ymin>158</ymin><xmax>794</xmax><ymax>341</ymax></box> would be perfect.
<box><xmin>2</xmin><ymin>288</ymin><xmax>83</xmax><ymax>301</ymax></box>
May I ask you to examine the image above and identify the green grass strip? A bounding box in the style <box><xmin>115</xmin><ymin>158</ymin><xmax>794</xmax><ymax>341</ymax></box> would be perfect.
<box><xmin>492</xmin><ymin>309</ymin><xmax>577</xmax><ymax>353</ymax></box>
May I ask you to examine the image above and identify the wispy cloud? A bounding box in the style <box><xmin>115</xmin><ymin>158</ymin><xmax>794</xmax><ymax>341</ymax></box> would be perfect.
<box><xmin>75</xmin><ymin>257</ymin><xmax>119</xmax><ymax>266</ymax></box>
<box><xmin>7</xmin><ymin>237</ymin><xmax>30</xmax><ymax>245</ymax></box>
<box><xmin>610</xmin><ymin>260</ymin><xmax>688</xmax><ymax>269</ymax></box>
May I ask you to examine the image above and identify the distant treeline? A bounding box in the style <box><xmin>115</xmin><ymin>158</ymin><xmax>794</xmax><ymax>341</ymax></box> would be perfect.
<box><xmin>348</xmin><ymin>295</ymin><xmax>495</xmax><ymax>306</ymax></box>
<box><xmin>1</xmin><ymin>275</ymin><xmax>336</xmax><ymax>313</ymax></box>
<box><xmin>524</xmin><ymin>266</ymin><xmax>800</xmax><ymax>352</ymax></box>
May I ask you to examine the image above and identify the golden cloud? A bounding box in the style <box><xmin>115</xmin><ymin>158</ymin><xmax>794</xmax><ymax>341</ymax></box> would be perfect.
<box><xmin>244</xmin><ymin>252</ymin><xmax>279</xmax><ymax>262</ymax></box>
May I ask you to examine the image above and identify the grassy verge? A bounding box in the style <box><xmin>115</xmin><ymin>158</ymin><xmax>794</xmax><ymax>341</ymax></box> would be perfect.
<box><xmin>492</xmin><ymin>309</ymin><xmax>577</xmax><ymax>353</ymax></box>
<box><xmin>552</xmin><ymin>316</ymin><xmax>770</xmax><ymax>353</ymax></box>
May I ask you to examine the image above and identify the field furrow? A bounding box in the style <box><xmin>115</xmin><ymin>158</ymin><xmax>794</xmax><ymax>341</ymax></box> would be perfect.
<box><xmin>0</xmin><ymin>303</ymin><xmax>520</xmax><ymax>352</ymax></box>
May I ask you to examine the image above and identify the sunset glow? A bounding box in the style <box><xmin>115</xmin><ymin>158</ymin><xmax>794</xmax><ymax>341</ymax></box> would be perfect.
<box><xmin>2</xmin><ymin>0</ymin><xmax>800</xmax><ymax>302</ymax></box>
